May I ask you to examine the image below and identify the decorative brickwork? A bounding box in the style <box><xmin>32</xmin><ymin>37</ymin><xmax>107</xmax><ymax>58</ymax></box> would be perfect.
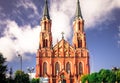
<box><xmin>35</xmin><ymin>0</ymin><xmax>90</xmax><ymax>82</ymax></box>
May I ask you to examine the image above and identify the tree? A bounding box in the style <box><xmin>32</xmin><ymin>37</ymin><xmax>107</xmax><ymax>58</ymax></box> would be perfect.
<box><xmin>88</xmin><ymin>72</ymin><xmax>102</xmax><ymax>83</ymax></box>
<box><xmin>114</xmin><ymin>70</ymin><xmax>120</xmax><ymax>83</ymax></box>
<box><xmin>99</xmin><ymin>69</ymin><xmax>116</xmax><ymax>83</ymax></box>
<box><xmin>81</xmin><ymin>69</ymin><xmax>118</xmax><ymax>83</ymax></box>
<box><xmin>0</xmin><ymin>53</ymin><xmax>7</xmax><ymax>83</ymax></box>
<box><xmin>81</xmin><ymin>75</ymin><xmax>88</xmax><ymax>83</ymax></box>
<box><xmin>14</xmin><ymin>70</ymin><xmax>30</xmax><ymax>83</ymax></box>
<box><xmin>31</xmin><ymin>78</ymin><xmax>39</xmax><ymax>83</ymax></box>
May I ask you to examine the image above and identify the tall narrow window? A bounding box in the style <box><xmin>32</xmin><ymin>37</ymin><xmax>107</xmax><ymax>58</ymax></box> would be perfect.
<box><xmin>43</xmin><ymin>39</ymin><xmax>48</xmax><ymax>48</ymax></box>
<box><xmin>43</xmin><ymin>39</ymin><xmax>46</xmax><ymax>47</ymax></box>
<box><xmin>78</xmin><ymin>39</ymin><xmax>82</xmax><ymax>48</ymax></box>
<box><xmin>55</xmin><ymin>62</ymin><xmax>60</xmax><ymax>75</ymax></box>
<box><xmin>43</xmin><ymin>62</ymin><xmax>47</xmax><ymax>75</ymax></box>
<box><xmin>44</xmin><ymin>21</ymin><xmax>46</xmax><ymax>30</ymax></box>
<box><xmin>66</xmin><ymin>62</ymin><xmax>71</xmax><ymax>74</ymax></box>
<box><xmin>45</xmin><ymin>39</ymin><xmax>48</xmax><ymax>47</ymax></box>
<box><xmin>79</xmin><ymin>62</ymin><xmax>83</xmax><ymax>75</ymax></box>
<box><xmin>78</xmin><ymin>21</ymin><xmax>80</xmax><ymax>30</ymax></box>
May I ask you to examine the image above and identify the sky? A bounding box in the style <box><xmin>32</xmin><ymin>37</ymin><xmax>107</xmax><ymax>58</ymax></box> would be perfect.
<box><xmin>0</xmin><ymin>0</ymin><xmax>120</xmax><ymax>74</ymax></box>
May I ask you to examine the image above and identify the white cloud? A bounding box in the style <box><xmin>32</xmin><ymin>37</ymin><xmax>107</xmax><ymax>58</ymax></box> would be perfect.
<box><xmin>82</xmin><ymin>0</ymin><xmax>120</xmax><ymax>27</ymax></box>
<box><xmin>49</xmin><ymin>0</ymin><xmax>120</xmax><ymax>44</ymax></box>
<box><xmin>50</xmin><ymin>0</ymin><xmax>120</xmax><ymax>34</ymax></box>
<box><xmin>0</xmin><ymin>20</ymin><xmax>40</xmax><ymax>61</ymax></box>
<box><xmin>50</xmin><ymin>0</ymin><xmax>76</xmax><ymax>44</ymax></box>
<box><xmin>16</xmin><ymin>0</ymin><xmax>39</xmax><ymax>17</ymax></box>
<box><xmin>0</xmin><ymin>0</ymin><xmax>120</xmax><ymax>62</ymax></box>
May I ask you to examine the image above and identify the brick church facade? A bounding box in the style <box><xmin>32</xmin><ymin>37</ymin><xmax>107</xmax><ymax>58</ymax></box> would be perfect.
<box><xmin>36</xmin><ymin>0</ymin><xmax>90</xmax><ymax>83</ymax></box>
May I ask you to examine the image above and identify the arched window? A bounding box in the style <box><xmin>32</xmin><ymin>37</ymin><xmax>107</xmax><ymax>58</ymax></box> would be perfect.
<box><xmin>79</xmin><ymin>62</ymin><xmax>83</xmax><ymax>75</ymax></box>
<box><xmin>55</xmin><ymin>62</ymin><xmax>60</xmax><ymax>75</ymax></box>
<box><xmin>43</xmin><ymin>62</ymin><xmax>47</xmax><ymax>75</ymax></box>
<box><xmin>66</xmin><ymin>62</ymin><xmax>71</xmax><ymax>74</ymax></box>
<box><xmin>78</xmin><ymin>39</ymin><xmax>82</xmax><ymax>48</ymax></box>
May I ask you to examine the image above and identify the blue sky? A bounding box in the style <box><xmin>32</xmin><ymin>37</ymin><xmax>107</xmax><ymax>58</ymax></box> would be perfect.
<box><xmin>0</xmin><ymin>0</ymin><xmax>120</xmax><ymax>73</ymax></box>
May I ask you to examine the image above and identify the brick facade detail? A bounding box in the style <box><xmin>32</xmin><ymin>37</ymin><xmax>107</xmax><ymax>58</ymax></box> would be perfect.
<box><xmin>35</xmin><ymin>0</ymin><xmax>90</xmax><ymax>83</ymax></box>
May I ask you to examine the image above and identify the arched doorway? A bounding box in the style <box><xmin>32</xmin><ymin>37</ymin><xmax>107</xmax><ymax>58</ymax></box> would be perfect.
<box><xmin>56</xmin><ymin>70</ymin><xmax>70</xmax><ymax>83</ymax></box>
<box><xmin>59</xmin><ymin>79</ymin><xmax>66</xmax><ymax>83</ymax></box>
<box><xmin>62</xmin><ymin>79</ymin><xmax>66</xmax><ymax>83</ymax></box>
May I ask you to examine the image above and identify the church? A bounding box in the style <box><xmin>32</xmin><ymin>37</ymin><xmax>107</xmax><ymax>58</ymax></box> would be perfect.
<box><xmin>35</xmin><ymin>0</ymin><xmax>90</xmax><ymax>83</ymax></box>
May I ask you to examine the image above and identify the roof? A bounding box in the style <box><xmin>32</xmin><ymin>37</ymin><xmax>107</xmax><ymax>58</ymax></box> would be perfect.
<box><xmin>43</xmin><ymin>0</ymin><xmax>50</xmax><ymax>19</ymax></box>
<box><xmin>75</xmin><ymin>0</ymin><xmax>83</xmax><ymax>19</ymax></box>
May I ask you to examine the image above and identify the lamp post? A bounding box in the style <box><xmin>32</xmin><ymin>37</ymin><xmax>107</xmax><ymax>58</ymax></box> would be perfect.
<box><xmin>17</xmin><ymin>52</ymin><xmax>22</xmax><ymax>71</ymax></box>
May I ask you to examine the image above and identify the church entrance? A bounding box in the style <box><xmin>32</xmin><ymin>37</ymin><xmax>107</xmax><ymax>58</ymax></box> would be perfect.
<box><xmin>57</xmin><ymin>70</ymin><xmax>70</xmax><ymax>83</ymax></box>
<box><xmin>58</xmin><ymin>79</ymin><xmax>66</xmax><ymax>83</ymax></box>
<box><xmin>62</xmin><ymin>79</ymin><xmax>66</xmax><ymax>83</ymax></box>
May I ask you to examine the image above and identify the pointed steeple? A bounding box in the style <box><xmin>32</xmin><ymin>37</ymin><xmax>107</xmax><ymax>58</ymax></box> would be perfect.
<box><xmin>75</xmin><ymin>0</ymin><xmax>83</xmax><ymax>19</ymax></box>
<box><xmin>43</xmin><ymin>0</ymin><xmax>50</xmax><ymax>19</ymax></box>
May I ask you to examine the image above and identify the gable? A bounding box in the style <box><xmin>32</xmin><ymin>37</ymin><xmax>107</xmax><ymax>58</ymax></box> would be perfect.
<box><xmin>53</xmin><ymin>39</ymin><xmax>74</xmax><ymax>57</ymax></box>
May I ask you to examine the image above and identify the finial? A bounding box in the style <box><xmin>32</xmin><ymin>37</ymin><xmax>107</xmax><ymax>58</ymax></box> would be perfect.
<box><xmin>61</xmin><ymin>32</ymin><xmax>64</xmax><ymax>39</ymax></box>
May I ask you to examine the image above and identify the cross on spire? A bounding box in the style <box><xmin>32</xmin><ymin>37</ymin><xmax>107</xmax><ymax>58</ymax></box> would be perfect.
<box><xmin>61</xmin><ymin>32</ymin><xmax>64</xmax><ymax>39</ymax></box>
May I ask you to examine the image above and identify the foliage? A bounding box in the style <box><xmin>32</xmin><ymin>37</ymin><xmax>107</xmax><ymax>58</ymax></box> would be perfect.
<box><xmin>0</xmin><ymin>53</ymin><xmax>7</xmax><ymax>83</ymax></box>
<box><xmin>99</xmin><ymin>69</ymin><xmax>116</xmax><ymax>83</ymax></box>
<box><xmin>6</xmin><ymin>77</ymin><xmax>15</xmax><ymax>83</ymax></box>
<box><xmin>88</xmin><ymin>72</ymin><xmax>102</xmax><ymax>83</ymax></box>
<box><xmin>81</xmin><ymin>68</ymin><xmax>120</xmax><ymax>83</ymax></box>
<box><xmin>14</xmin><ymin>70</ymin><xmax>30</xmax><ymax>83</ymax></box>
<box><xmin>114</xmin><ymin>69</ymin><xmax>120</xmax><ymax>83</ymax></box>
<box><xmin>31</xmin><ymin>78</ymin><xmax>40</xmax><ymax>83</ymax></box>
<box><xmin>81</xmin><ymin>75</ymin><xmax>88</xmax><ymax>83</ymax></box>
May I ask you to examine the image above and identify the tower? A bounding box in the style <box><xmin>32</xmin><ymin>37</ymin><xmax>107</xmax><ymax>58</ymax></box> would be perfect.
<box><xmin>72</xmin><ymin>0</ymin><xmax>86</xmax><ymax>48</ymax></box>
<box><xmin>72</xmin><ymin>0</ymin><xmax>90</xmax><ymax>75</ymax></box>
<box><xmin>39</xmin><ymin>0</ymin><xmax>52</xmax><ymax>49</ymax></box>
<box><xmin>36</xmin><ymin>0</ymin><xmax>53</xmax><ymax>79</ymax></box>
<box><xmin>36</xmin><ymin>0</ymin><xmax>90</xmax><ymax>82</ymax></box>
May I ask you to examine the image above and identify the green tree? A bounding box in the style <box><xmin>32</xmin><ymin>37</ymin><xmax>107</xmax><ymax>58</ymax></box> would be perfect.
<box><xmin>14</xmin><ymin>70</ymin><xmax>30</xmax><ymax>83</ymax></box>
<box><xmin>99</xmin><ymin>69</ymin><xmax>116</xmax><ymax>83</ymax></box>
<box><xmin>0</xmin><ymin>53</ymin><xmax>7</xmax><ymax>83</ymax></box>
<box><xmin>115</xmin><ymin>70</ymin><xmax>120</xmax><ymax>83</ymax></box>
<box><xmin>81</xmin><ymin>75</ymin><xmax>88</xmax><ymax>83</ymax></box>
<box><xmin>31</xmin><ymin>78</ymin><xmax>39</xmax><ymax>83</ymax></box>
<box><xmin>88</xmin><ymin>72</ymin><xmax>102</xmax><ymax>83</ymax></box>
<box><xmin>81</xmin><ymin>69</ymin><xmax>119</xmax><ymax>83</ymax></box>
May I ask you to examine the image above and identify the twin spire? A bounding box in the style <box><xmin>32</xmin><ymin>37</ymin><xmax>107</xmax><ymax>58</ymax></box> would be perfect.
<box><xmin>43</xmin><ymin>0</ymin><xmax>50</xmax><ymax>19</ymax></box>
<box><xmin>75</xmin><ymin>0</ymin><xmax>83</xmax><ymax>19</ymax></box>
<box><xmin>42</xmin><ymin>0</ymin><xmax>82</xmax><ymax>20</ymax></box>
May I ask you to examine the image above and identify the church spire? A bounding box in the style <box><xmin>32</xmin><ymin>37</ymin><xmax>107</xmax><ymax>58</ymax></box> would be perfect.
<box><xmin>75</xmin><ymin>0</ymin><xmax>83</xmax><ymax>19</ymax></box>
<box><xmin>43</xmin><ymin>0</ymin><xmax>50</xmax><ymax>19</ymax></box>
